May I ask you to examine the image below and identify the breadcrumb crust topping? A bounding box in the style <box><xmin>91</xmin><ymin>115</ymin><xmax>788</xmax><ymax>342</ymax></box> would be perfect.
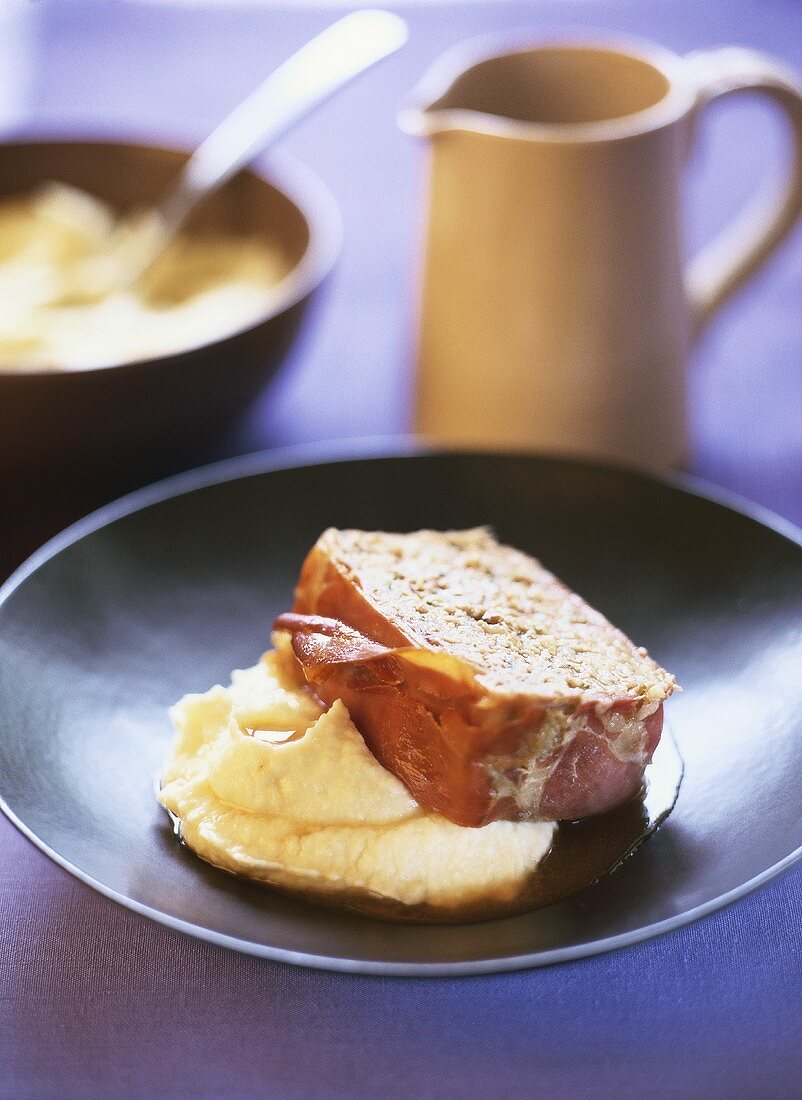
<box><xmin>320</xmin><ymin>527</ymin><xmax>675</xmax><ymax>704</ymax></box>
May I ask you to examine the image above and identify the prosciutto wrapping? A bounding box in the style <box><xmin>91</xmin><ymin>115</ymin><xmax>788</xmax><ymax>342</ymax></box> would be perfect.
<box><xmin>274</xmin><ymin>528</ymin><xmax>675</xmax><ymax>828</ymax></box>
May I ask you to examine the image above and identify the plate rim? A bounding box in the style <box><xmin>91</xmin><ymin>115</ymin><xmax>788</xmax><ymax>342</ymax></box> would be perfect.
<box><xmin>2</xmin><ymin>437</ymin><xmax>802</xmax><ymax>977</ymax></box>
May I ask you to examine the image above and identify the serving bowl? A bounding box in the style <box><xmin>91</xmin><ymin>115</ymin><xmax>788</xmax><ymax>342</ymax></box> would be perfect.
<box><xmin>0</xmin><ymin>138</ymin><xmax>341</xmax><ymax>471</ymax></box>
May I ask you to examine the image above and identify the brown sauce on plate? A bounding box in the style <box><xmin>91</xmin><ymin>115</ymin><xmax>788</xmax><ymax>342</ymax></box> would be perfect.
<box><xmin>516</xmin><ymin>728</ymin><xmax>683</xmax><ymax>913</ymax></box>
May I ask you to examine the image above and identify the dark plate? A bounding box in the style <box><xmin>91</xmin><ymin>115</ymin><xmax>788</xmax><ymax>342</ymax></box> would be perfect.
<box><xmin>1</xmin><ymin>443</ymin><xmax>801</xmax><ymax>976</ymax></box>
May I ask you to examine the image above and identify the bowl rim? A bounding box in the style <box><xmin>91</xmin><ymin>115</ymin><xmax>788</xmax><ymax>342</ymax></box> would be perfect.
<box><xmin>0</xmin><ymin>136</ymin><xmax>343</xmax><ymax>378</ymax></box>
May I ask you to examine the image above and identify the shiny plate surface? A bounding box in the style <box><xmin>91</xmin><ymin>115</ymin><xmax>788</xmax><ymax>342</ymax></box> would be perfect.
<box><xmin>1</xmin><ymin>443</ymin><xmax>800</xmax><ymax>975</ymax></box>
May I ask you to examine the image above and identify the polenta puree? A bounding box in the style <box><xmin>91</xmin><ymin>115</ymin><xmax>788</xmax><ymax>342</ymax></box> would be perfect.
<box><xmin>0</xmin><ymin>182</ymin><xmax>287</xmax><ymax>369</ymax></box>
<box><xmin>158</xmin><ymin>641</ymin><xmax>555</xmax><ymax>914</ymax></box>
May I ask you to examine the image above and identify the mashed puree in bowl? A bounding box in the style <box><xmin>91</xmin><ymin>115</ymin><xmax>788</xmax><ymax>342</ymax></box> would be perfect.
<box><xmin>0</xmin><ymin>182</ymin><xmax>288</xmax><ymax>369</ymax></box>
<box><xmin>158</xmin><ymin>643</ymin><xmax>556</xmax><ymax>916</ymax></box>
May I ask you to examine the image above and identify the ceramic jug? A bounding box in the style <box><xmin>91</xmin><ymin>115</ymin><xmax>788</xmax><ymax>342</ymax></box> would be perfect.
<box><xmin>400</xmin><ymin>35</ymin><xmax>802</xmax><ymax>466</ymax></box>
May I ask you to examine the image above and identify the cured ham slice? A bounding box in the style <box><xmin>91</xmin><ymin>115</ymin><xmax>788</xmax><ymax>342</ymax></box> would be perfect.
<box><xmin>274</xmin><ymin>528</ymin><xmax>675</xmax><ymax>828</ymax></box>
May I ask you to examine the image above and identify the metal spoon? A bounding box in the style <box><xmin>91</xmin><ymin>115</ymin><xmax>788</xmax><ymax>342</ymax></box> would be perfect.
<box><xmin>112</xmin><ymin>9</ymin><xmax>408</xmax><ymax>287</ymax></box>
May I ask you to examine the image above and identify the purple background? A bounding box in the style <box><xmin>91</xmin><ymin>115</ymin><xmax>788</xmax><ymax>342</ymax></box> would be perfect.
<box><xmin>2</xmin><ymin>1</ymin><xmax>802</xmax><ymax>1097</ymax></box>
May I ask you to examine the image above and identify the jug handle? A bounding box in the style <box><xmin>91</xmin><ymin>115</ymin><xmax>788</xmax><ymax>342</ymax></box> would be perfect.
<box><xmin>684</xmin><ymin>47</ymin><xmax>802</xmax><ymax>333</ymax></box>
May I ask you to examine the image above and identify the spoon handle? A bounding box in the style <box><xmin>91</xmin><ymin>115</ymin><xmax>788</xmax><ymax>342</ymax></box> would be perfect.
<box><xmin>157</xmin><ymin>10</ymin><xmax>408</xmax><ymax>236</ymax></box>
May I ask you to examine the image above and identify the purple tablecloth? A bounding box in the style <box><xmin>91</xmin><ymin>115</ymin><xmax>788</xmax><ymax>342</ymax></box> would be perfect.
<box><xmin>2</xmin><ymin>2</ymin><xmax>801</xmax><ymax>1097</ymax></box>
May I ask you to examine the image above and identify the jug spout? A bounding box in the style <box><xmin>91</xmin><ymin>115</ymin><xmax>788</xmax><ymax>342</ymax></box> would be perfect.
<box><xmin>398</xmin><ymin>34</ymin><xmax>563</xmax><ymax>138</ymax></box>
<box><xmin>398</xmin><ymin>35</ymin><xmax>554</xmax><ymax>138</ymax></box>
<box><xmin>397</xmin><ymin>38</ymin><xmax>496</xmax><ymax>138</ymax></box>
<box><xmin>397</xmin><ymin>88</ymin><xmax>466</xmax><ymax>139</ymax></box>
<box><xmin>397</xmin><ymin>101</ymin><xmax>460</xmax><ymax>139</ymax></box>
